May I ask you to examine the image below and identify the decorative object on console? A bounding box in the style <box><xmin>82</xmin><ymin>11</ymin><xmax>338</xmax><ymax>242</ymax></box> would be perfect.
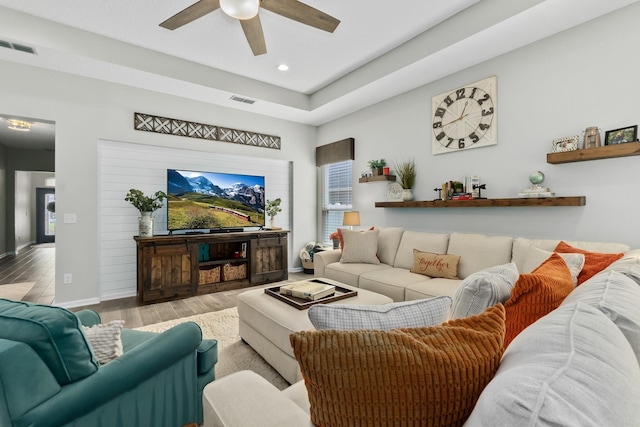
<box><xmin>342</xmin><ymin>211</ymin><xmax>360</xmax><ymax>231</ymax></box>
<box><xmin>519</xmin><ymin>171</ymin><xmax>554</xmax><ymax>198</ymax></box>
<box><xmin>265</xmin><ymin>198</ymin><xmax>282</xmax><ymax>229</ymax></box>
<box><xmin>582</xmin><ymin>126</ymin><xmax>602</xmax><ymax>149</ymax></box>
<box><xmin>124</xmin><ymin>188</ymin><xmax>168</xmax><ymax>238</ymax></box>
<box><xmin>551</xmin><ymin>135</ymin><xmax>579</xmax><ymax>152</ymax></box>
<box><xmin>367</xmin><ymin>159</ymin><xmax>387</xmax><ymax>176</ymax></box>
<box><xmin>604</xmin><ymin>125</ymin><xmax>638</xmax><ymax>145</ymax></box>
<box><xmin>394</xmin><ymin>158</ymin><xmax>416</xmax><ymax>201</ymax></box>
<box><xmin>432</xmin><ymin>76</ymin><xmax>497</xmax><ymax>154</ymax></box>
<box><xmin>134</xmin><ymin>112</ymin><xmax>281</xmax><ymax>150</ymax></box>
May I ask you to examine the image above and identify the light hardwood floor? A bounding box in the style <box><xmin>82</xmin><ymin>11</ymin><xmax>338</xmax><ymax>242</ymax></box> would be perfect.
<box><xmin>0</xmin><ymin>244</ymin><xmax>309</xmax><ymax>328</ymax></box>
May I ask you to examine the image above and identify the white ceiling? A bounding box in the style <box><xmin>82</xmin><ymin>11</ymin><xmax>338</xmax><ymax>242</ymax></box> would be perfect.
<box><xmin>0</xmin><ymin>0</ymin><xmax>638</xmax><ymax>150</ymax></box>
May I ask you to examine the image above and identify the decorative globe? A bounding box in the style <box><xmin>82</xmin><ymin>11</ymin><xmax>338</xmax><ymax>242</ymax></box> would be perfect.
<box><xmin>529</xmin><ymin>171</ymin><xmax>545</xmax><ymax>186</ymax></box>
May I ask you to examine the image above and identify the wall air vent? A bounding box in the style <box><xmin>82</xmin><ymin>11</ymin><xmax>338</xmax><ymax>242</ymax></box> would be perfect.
<box><xmin>0</xmin><ymin>40</ymin><xmax>37</xmax><ymax>55</ymax></box>
<box><xmin>230</xmin><ymin>95</ymin><xmax>256</xmax><ymax>105</ymax></box>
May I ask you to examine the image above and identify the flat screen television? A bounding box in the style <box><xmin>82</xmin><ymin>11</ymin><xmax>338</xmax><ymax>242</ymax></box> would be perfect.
<box><xmin>167</xmin><ymin>169</ymin><xmax>265</xmax><ymax>231</ymax></box>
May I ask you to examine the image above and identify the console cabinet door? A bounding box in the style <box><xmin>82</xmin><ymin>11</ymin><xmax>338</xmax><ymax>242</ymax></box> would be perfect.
<box><xmin>137</xmin><ymin>242</ymin><xmax>197</xmax><ymax>304</ymax></box>
<box><xmin>250</xmin><ymin>234</ymin><xmax>288</xmax><ymax>284</ymax></box>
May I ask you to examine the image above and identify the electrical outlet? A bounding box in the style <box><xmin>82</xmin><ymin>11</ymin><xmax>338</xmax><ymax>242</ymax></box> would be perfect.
<box><xmin>63</xmin><ymin>273</ymin><xmax>72</xmax><ymax>284</ymax></box>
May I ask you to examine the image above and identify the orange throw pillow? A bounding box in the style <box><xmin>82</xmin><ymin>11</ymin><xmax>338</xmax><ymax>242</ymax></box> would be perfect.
<box><xmin>554</xmin><ymin>241</ymin><xmax>624</xmax><ymax>285</ymax></box>
<box><xmin>504</xmin><ymin>253</ymin><xmax>573</xmax><ymax>348</ymax></box>
<box><xmin>291</xmin><ymin>304</ymin><xmax>505</xmax><ymax>427</ymax></box>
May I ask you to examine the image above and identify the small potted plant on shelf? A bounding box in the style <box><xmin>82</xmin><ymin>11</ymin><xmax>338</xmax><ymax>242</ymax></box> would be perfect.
<box><xmin>394</xmin><ymin>159</ymin><xmax>416</xmax><ymax>201</ymax></box>
<box><xmin>124</xmin><ymin>188</ymin><xmax>168</xmax><ymax>237</ymax></box>
<box><xmin>265</xmin><ymin>198</ymin><xmax>282</xmax><ymax>229</ymax></box>
<box><xmin>368</xmin><ymin>159</ymin><xmax>387</xmax><ymax>176</ymax></box>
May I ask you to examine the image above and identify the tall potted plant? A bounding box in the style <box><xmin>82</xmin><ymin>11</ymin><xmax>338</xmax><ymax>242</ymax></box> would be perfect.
<box><xmin>124</xmin><ymin>189</ymin><xmax>167</xmax><ymax>237</ymax></box>
<box><xmin>394</xmin><ymin>159</ymin><xmax>416</xmax><ymax>201</ymax></box>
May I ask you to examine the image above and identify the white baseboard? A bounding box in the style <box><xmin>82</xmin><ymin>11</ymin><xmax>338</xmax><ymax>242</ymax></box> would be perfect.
<box><xmin>55</xmin><ymin>297</ymin><xmax>101</xmax><ymax>309</ymax></box>
<box><xmin>100</xmin><ymin>289</ymin><xmax>137</xmax><ymax>301</ymax></box>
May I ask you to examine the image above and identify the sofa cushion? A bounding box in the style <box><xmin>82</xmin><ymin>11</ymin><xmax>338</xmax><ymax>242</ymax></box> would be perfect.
<box><xmin>465</xmin><ymin>303</ymin><xmax>640</xmax><ymax>426</ymax></box>
<box><xmin>359</xmin><ymin>268</ymin><xmax>431</xmax><ymax>302</ymax></box>
<box><xmin>555</xmin><ymin>241</ymin><xmax>624</xmax><ymax>285</ymax></box>
<box><xmin>0</xmin><ymin>299</ymin><xmax>99</xmax><ymax>385</ymax></box>
<box><xmin>325</xmin><ymin>262</ymin><xmax>392</xmax><ymax>288</ymax></box>
<box><xmin>404</xmin><ymin>277</ymin><xmax>463</xmax><ymax>300</ymax></box>
<box><xmin>503</xmin><ymin>253</ymin><xmax>574</xmax><ymax>348</ymax></box>
<box><xmin>291</xmin><ymin>304</ymin><xmax>505</xmax><ymax>427</ymax></box>
<box><xmin>521</xmin><ymin>245</ymin><xmax>584</xmax><ymax>285</ymax></box>
<box><xmin>82</xmin><ymin>320</ymin><xmax>125</xmax><ymax>364</ymax></box>
<box><xmin>450</xmin><ymin>262</ymin><xmax>519</xmax><ymax>319</ymax></box>
<box><xmin>561</xmin><ymin>270</ymin><xmax>640</xmax><ymax>360</ymax></box>
<box><xmin>339</xmin><ymin>229</ymin><xmax>380</xmax><ymax>264</ymax></box>
<box><xmin>446</xmin><ymin>233</ymin><xmax>513</xmax><ymax>279</ymax></box>
<box><xmin>393</xmin><ymin>231</ymin><xmax>449</xmax><ymax>269</ymax></box>
<box><xmin>409</xmin><ymin>249</ymin><xmax>460</xmax><ymax>279</ymax></box>
<box><xmin>308</xmin><ymin>296</ymin><xmax>452</xmax><ymax>331</ymax></box>
<box><xmin>375</xmin><ymin>227</ymin><xmax>405</xmax><ymax>265</ymax></box>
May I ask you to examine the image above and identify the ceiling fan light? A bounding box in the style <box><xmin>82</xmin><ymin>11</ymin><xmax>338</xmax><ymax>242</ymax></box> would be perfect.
<box><xmin>220</xmin><ymin>0</ymin><xmax>259</xmax><ymax>20</ymax></box>
<box><xmin>7</xmin><ymin>119</ymin><xmax>32</xmax><ymax>132</ymax></box>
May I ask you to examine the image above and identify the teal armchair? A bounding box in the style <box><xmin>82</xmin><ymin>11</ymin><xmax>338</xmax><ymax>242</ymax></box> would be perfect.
<box><xmin>0</xmin><ymin>299</ymin><xmax>217</xmax><ymax>427</ymax></box>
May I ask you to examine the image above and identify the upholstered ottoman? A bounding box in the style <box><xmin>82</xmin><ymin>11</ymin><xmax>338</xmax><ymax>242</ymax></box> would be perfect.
<box><xmin>237</xmin><ymin>279</ymin><xmax>393</xmax><ymax>384</ymax></box>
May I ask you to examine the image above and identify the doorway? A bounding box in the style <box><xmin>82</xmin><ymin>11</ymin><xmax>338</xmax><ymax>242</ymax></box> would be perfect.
<box><xmin>36</xmin><ymin>188</ymin><xmax>55</xmax><ymax>244</ymax></box>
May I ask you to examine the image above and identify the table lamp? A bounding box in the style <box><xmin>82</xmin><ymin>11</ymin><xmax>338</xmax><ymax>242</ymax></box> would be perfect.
<box><xmin>342</xmin><ymin>211</ymin><xmax>360</xmax><ymax>231</ymax></box>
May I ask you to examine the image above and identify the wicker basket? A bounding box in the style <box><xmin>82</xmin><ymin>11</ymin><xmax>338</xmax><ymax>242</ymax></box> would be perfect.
<box><xmin>198</xmin><ymin>266</ymin><xmax>221</xmax><ymax>285</ymax></box>
<box><xmin>223</xmin><ymin>263</ymin><xmax>247</xmax><ymax>281</ymax></box>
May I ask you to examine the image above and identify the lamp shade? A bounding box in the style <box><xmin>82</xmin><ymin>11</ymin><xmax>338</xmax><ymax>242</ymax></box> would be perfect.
<box><xmin>220</xmin><ymin>0</ymin><xmax>259</xmax><ymax>20</ymax></box>
<box><xmin>342</xmin><ymin>211</ymin><xmax>360</xmax><ymax>227</ymax></box>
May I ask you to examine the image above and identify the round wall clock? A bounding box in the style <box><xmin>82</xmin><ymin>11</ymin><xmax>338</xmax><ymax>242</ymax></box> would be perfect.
<box><xmin>431</xmin><ymin>76</ymin><xmax>497</xmax><ymax>155</ymax></box>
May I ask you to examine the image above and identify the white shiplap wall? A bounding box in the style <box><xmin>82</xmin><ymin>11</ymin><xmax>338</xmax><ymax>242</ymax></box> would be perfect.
<box><xmin>97</xmin><ymin>139</ymin><xmax>291</xmax><ymax>301</ymax></box>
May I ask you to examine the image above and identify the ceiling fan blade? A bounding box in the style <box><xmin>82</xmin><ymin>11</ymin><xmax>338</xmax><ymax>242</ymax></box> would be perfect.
<box><xmin>261</xmin><ymin>0</ymin><xmax>340</xmax><ymax>33</ymax></box>
<box><xmin>160</xmin><ymin>0</ymin><xmax>221</xmax><ymax>30</ymax></box>
<box><xmin>240</xmin><ymin>15</ymin><xmax>267</xmax><ymax>56</ymax></box>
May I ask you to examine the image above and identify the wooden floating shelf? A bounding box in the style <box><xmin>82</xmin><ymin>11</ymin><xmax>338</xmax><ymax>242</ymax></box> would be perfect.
<box><xmin>375</xmin><ymin>196</ymin><xmax>586</xmax><ymax>208</ymax></box>
<box><xmin>547</xmin><ymin>141</ymin><xmax>640</xmax><ymax>164</ymax></box>
<box><xmin>359</xmin><ymin>175</ymin><xmax>396</xmax><ymax>183</ymax></box>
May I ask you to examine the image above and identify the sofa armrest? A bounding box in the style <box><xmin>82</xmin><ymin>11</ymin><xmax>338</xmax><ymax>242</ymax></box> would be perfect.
<box><xmin>314</xmin><ymin>249</ymin><xmax>342</xmax><ymax>277</ymax></box>
<box><xmin>74</xmin><ymin>309</ymin><xmax>101</xmax><ymax>327</ymax></box>
<box><xmin>19</xmin><ymin>322</ymin><xmax>203</xmax><ymax>427</ymax></box>
<box><xmin>203</xmin><ymin>370</ymin><xmax>312</xmax><ymax>427</ymax></box>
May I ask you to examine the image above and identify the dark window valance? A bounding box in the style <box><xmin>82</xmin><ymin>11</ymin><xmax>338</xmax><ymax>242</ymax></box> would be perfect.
<box><xmin>316</xmin><ymin>138</ymin><xmax>355</xmax><ymax>167</ymax></box>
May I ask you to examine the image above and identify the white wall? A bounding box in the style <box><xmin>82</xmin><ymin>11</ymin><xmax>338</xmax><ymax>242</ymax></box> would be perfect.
<box><xmin>0</xmin><ymin>63</ymin><xmax>316</xmax><ymax>307</ymax></box>
<box><xmin>317</xmin><ymin>3</ymin><xmax>640</xmax><ymax>249</ymax></box>
<box><xmin>0</xmin><ymin>144</ymin><xmax>6</xmax><ymax>258</ymax></box>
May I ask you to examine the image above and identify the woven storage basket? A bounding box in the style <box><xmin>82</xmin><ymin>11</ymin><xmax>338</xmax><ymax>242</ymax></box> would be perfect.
<box><xmin>223</xmin><ymin>263</ymin><xmax>247</xmax><ymax>281</ymax></box>
<box><xmin>198</xmin><ymin>266</ymin><xmax>221</xmax><ymax>285</ymax></box>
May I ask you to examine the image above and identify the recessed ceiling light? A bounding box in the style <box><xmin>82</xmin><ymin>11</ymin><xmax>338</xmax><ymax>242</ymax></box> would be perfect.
<box><xmin>7</xmin><ymin>119</ymin><xmax>32</xmax><ymax>132</ymax></box>
<box><xmin>277</xmin><ymin>64</ymin><xmax>289</xmax><ymax>71</ymax></box>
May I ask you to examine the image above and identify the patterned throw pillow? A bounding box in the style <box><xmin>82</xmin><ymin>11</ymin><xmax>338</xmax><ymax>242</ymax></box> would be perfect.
<box><xmin>291</xmin><ymin>304</ymin><xmax>505</xmax><ymax>427</ymax></box>
<box><xmin>521</xmin><ymin>246</ymin><xmax>585</xmax><ymax>285</ymax></box>
<box><xmin>82</xmin><ymin>320</ymin><xmax>125</xmax><ymax>364</ymax></box>
<box><xmin>409</xmin><ymin>249</ymin><xmax>460</xmax><ymax>279</ymax></box>
<box><xmin>555</xmin><ymin>241</ymin><xmax>624</xmax><ymax>285</ymax></box>
<box><xmin>450</xmin><ymin>262</ymin><xmax>519</xmax><ymax>319</ymax></box>
<box><xmin>308</xmin><ymin>296</ymin><xmax>452</xmax><ymax>331</ymax></box>
<box><xmin>504</xmin><ymin>253</ymin><xmax>574</xmax><ymax>348</ymax></box>
<box><xmin>339</xmin><ymin>229</ymin><xmax>380</xmax><ymax>264</ymax></box>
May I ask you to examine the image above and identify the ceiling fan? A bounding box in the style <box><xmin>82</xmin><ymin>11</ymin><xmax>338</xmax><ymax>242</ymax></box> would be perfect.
<box><xmin>160</xmin><ymin>0</ymin><xmax>340</xmax><ymax>56</ymax></box>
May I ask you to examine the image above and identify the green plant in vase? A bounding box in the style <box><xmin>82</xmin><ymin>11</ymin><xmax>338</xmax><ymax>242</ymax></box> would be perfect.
<box><xmin>367</xmin><ymin>159</ymin><xmax>387</xmax><ymax>176</ymax></box>
<box><xmin>266</xmin><ymin>198</ymin><xmax>282</xmax><ymax>229</ymax></box>
<box><xmin>394</xmin><ymin>159</ymin><xmax>416</xmax><ymax>201</ymax></box>
<box><xmin>124</xmin><ymin>189</ymin><xmax>167</xmax><ymax>237</ymax></box>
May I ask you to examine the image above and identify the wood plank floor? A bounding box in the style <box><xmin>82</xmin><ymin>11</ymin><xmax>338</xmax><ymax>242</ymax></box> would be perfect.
<box><xmin>0</xmin><ymin>244</ymin><xmax>309</xmax><ymax>328</ymax></box>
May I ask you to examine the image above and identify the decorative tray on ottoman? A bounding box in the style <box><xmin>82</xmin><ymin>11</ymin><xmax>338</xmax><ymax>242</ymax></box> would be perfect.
<box><xmin>265</xmin><ymin>278</ymin><xmax>358</xmax><ymax>310</ymax></box>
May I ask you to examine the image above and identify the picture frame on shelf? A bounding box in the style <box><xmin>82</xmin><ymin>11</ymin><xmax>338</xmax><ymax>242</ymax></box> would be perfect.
<box><xmin>604</xmin><ymin>125</ymin><xmax>638</xmax><ymax>145</ymax></box>
<box><xmin>551</xmin><ymin>135</ymin><xmax>579</xmax><ymax>152</ymax></box>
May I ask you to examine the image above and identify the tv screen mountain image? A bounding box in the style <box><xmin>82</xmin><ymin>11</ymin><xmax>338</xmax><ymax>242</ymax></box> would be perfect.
<box><xmin>167</xmin><ymin>169</ymin><xmax>266</xmax><ymax>231</ymax></box>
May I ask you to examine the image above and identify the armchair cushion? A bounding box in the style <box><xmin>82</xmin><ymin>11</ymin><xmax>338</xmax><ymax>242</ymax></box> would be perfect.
<box><xmin>0</xmin><ymin>299</ymin><xmax>98</xmax><ymax>385</ymax></box>
<box><xmin>82</xmin><ymin>320</ymin><xmax>125</xmax><ymax>364</ymax></box>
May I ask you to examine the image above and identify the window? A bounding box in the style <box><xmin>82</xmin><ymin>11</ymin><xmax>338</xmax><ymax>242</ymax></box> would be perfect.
<box><xmin>320</xmin><ymin>160</ymin><xmax>352</xmax><ymax>243</ymax></box>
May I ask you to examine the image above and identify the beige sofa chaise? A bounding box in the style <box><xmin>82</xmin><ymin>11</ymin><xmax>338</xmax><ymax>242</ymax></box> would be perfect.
<box><xmin>203</xmin><ymin>249</ymin><xmax>640</xmax><ymax>426</ymax></box>
<box><xmin>314</xmin><ymin>228</ymin><xmax>630</xmax><ymax>301</ymax></box>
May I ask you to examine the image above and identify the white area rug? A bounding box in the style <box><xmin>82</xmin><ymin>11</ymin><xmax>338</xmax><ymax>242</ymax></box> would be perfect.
<box><xmin>134</xmin><ymin>307</ymin><xmax>289</xmax><ymax>390</ymax></box>
<box><xmin>0</xmin><ymin>282</ymin><xmax>35</xmax><ymax>301</ymax></box>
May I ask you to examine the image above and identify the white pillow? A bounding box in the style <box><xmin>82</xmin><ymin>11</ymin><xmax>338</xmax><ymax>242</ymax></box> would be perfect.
<box><xmin>450</xmin><ymin>262</ymin><xmax>518</xmax><ymax>319</ymax></box>
<box><xmin>308</xmin><ymin>296</ymin><xmax>452</xmax><ymax>331</ymax></box>
<box><xmin>339</xmin><ymin>229</ymin><xmax>380</xmax><ymax>264</ymax></box>
<box><xmin>522</xmin><ymin>246</ymin><xmax>585</xmax><ymax>285</ymax></box>
<box><xmin>82</xmin><ymin>320</ymin><xmax>125</xmax><ymax>364</ymax></box>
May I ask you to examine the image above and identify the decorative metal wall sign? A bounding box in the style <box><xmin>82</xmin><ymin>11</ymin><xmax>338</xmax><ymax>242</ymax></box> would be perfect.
<box><xmin>134</xmin><ymin>112</ymin><xmax>281</xmax><ymax>150</ymax></box>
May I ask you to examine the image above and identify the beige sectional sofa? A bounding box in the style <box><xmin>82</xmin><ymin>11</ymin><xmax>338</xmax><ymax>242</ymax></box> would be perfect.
<box><xmin>203</xmin><ymin>248</ymin><xmax>640</xmax><ymax>426</ymax></box>
<box><xmin>314</xmin><ymin>228</ymin><xmax>630</xmax><ymax>301</ymax></box>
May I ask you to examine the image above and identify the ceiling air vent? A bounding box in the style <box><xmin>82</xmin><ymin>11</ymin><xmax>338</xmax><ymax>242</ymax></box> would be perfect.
<box><xmin>230</xmin><ymin>95</ymin><xmax>256</xmax><ymax>105</ymax></box>
<box><xmin>0</xmin><ymin>40</ymin><xmax>37</xmax><ymax>55</ymax></box>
